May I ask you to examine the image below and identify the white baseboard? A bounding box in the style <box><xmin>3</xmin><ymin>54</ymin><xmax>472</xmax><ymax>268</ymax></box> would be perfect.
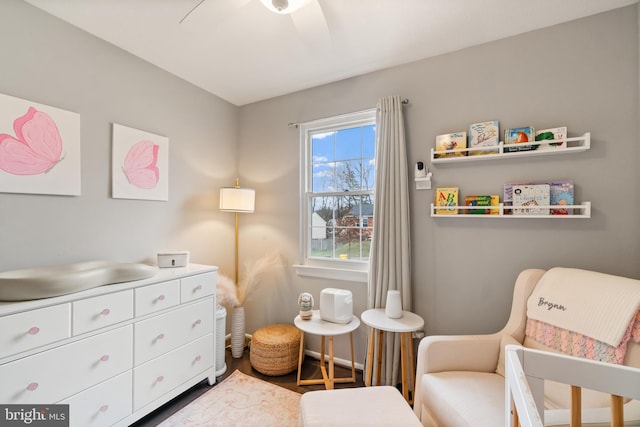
<box><xmin>303</xmin><ymin>349</ymin><xmax>364</xmax><ymax>371</ymax></box>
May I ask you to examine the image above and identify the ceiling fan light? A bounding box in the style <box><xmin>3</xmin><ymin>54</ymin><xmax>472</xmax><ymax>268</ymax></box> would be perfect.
<box><xmin>259</xmin><ymin>0</ymin><xmax>310</xmax><ymax>15</ymax></box>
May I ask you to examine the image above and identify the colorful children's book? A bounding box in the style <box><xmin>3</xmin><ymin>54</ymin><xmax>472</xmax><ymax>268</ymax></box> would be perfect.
<box><xmin>465</xmin><ymin>195</ymin><xmax>500</xmax><ymax>214</ymax></box>
<box><xmin>468</xmin><ymin>121</ymin><xmax>499</xmax><ymax>155</ymax></box>
<box><xmin>535</xmin><ymin>127</ymin><xmax>568</xmax><ymax>151</ymax></box>
<box><xmin>435</xmin><ymin>187</ymin><xmax>459</xmax><ymax>214</ymax></box>
<box><xmin>504</xmin><ymin>180</ymin><xmax>574</xmax><ymax>215</ymax></box>
<box><xmin>435</xmin><ymin>132</ymin><xmax>467</xmax><ymax>158</ymax></box>
<box><xmin>548</xmin><ymin>180</ymin><xmax>574</xmax><ymax>215</ymax></box>
<box><xmin>512</xmin><ymin>184</ymin><xmax>550</xmax><ymax>215</ymax></box>
<box><xmin>504</xmin><ymin>127</ymin><xmax>536</xmax><ymax>152</ymax></box>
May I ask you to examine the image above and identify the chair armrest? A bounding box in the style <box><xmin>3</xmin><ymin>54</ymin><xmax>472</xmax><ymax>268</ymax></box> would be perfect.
<box><xmin>413</xmin><ymin>333</ymin><xmax>502</xmax><ymax>424</ymax></box>
<box><xmin>416</xmin><ymin>333</ymin><xmax>502</xmax><ymax>375</ymax></box>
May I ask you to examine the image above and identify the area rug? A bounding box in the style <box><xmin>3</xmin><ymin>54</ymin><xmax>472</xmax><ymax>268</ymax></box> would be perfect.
<box><xmin>157</xmin><ymin>370</ymin><xmax>301</xmax><ymax>427</ymax></box>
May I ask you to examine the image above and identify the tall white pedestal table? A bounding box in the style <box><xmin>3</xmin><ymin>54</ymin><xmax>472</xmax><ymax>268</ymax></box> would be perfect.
<box><xmin>294</xmin><ymin>310</ymin><xmax>360</xmax><ymax>390</ymax></box>
<box><xmin>361</xmin><ymin>308</ymin><xmax>424</xmax><ymax>403</ymax></box>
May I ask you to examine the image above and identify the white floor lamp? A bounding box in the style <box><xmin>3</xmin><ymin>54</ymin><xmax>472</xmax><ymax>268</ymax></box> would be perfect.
<box><xmin>219</xmin><ymin>178</ymin><xmax>255</xmax><ymax>358</ymax></box>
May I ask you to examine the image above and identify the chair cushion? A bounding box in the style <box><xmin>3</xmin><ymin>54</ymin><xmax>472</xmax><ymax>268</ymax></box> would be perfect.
<box><xmin>420</xmin><ymin>371</ymin><xmax>505</xmax><ymax>427</ymax></box>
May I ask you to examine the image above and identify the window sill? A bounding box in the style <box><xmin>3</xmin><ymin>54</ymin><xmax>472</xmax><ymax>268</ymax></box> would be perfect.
<box><xmin>293</xmin><ymin>264</ymin><xmax>368</xmax><ymax>283</ymax></box>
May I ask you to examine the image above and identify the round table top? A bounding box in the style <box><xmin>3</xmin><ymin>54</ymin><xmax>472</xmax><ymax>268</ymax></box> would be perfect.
<box><xmin>360</xmin><ymin>308</ymin><xmax>424</xmax><ymax>332</ymax></box>
<box><xmin>294</xmin><ymin>310</ymin><xmax>360</xmax><ymax>336</ymax></box>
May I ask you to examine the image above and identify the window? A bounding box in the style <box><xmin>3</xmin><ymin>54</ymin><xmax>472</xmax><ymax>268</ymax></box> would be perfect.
<box><xmin>295</xmin><ymin>109</ymin><xmax>376</xmax><ymax>282</ymax></box>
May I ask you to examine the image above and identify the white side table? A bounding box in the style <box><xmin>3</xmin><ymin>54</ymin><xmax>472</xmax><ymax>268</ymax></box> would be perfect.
<box><xmin>294</xmin><ymin>310</ymin><xmax>360</xmax><ymax>390</ymax></box>
<box><xmin>361</xmin><ymin>308</ymin><xmax>424</xmax><ymax>403</ymax></box>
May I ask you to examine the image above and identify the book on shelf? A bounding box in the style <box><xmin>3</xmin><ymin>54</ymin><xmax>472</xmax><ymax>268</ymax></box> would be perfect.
<box><xmin>504</xmin><ymin>126</ymin><xmax>536</xmax><ymax>152</ymax></box>
<box><xmin>535</xmin><ymin>127</ymin><xmax>567</xmax><ymax>151</ymax></box>
<box><xmin>549</xmin><ymin>180</ymin><xmax>574</xmax><ymax>215</ymax></box>
<box><xmin>504</xmin><ymin>180</ymin><xmax>574</xmax><ymax>215</ymax></box>
<box><xmin>512</xmin><ymin>184</ymin><xmax>550</xmax><ymax>215</ymax></box>
<box><xmin>435</xmin><ymin>132</ymin><xmax>467</xmax><ymax>158</ymax></box>
<box><xmin>435</xmin><ymin>187</ymin><xmax>459</xmax><ymax>214</ymax></box>
<box><xmin>464</xmin><ymin>195</ymin><xmax>500</xmax><ymax>214</ymax></box>
<box><xmin>468</xmin><ymin>121</ymin><xmax>499</xmax><ymax>155</ymax></box>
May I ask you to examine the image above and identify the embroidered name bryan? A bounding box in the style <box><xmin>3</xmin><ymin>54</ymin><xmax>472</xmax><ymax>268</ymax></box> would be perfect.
<box><xmin>538</xmin><ymin>297</ymin><xmax>567</xmax><ymax>311</ymax></box>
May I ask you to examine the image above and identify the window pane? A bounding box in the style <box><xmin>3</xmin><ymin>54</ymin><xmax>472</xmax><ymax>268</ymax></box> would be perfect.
<box><xmin>312</xmin><ymin>162</ymin><xmax>335</xmax><ymax>192</ymax></box>
<box><xmin>311</xmin><ymin>131</ymin><xmax>335</xmax><ymax>163</ymax></box>
<box><xmin>362</xmin><ymin>124</ymin><xmax>376</xmax><ymax>160</ymax></box>
<box><xmin>335</xmin><ymin>127</ymin><xmax>361</xmax><ymax>161</ymax></box>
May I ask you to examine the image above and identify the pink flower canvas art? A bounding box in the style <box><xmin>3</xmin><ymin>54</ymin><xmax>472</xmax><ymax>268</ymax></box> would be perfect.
<box><xmin>0</xmin><ymin>93</ymin><xmax>81</xmax><ymax>196</ymax></box>
<box><xmin>112</xmin><ymin>123</ymin><xmax>168</xmax><ymax>201</ymax></box>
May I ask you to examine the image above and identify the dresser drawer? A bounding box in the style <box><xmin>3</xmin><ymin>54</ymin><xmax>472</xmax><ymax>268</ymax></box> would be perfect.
<box><xmin>135</xmin><ymin>280</ymin><xmax>180</xmax><ymax>317</ymax></box>
<box><xmin>134</xmin><ymin>299</ymin><xmax>214</xmax><ymax>365</ymax></box>
<box><xmin>73</xmin><ymin>290</ymin><xmax>133</xmax><ymax>335</ymax></box>
<box><xmin>133</xmin><ymin>333</ymin><xmax>213</xmax><ymax>410</ymax></box>
<box><xmin>0</xmin><ymin>325</ymin><xmax>133</xmax><ymax>404</ymax></box>
<box><xmin>61</xmin><ymin>370</ymin><xmax>132</xmax><ymax>427</ymax></box>
<box><xmin>0</xmin><ymin>304</ymin><xmax>71</xmax><ymax>359</ymax></box>
<box><xmin>180</xmin><ymin>272</ymin><xmax>216</xmax><ymax>303</ymax></box>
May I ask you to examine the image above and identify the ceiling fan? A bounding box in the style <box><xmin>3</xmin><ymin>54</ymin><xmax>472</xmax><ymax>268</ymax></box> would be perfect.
<box><xmin>179</xmin><ymin>0</ymin><xmax>331</xmax><ymax>51</ymax></box>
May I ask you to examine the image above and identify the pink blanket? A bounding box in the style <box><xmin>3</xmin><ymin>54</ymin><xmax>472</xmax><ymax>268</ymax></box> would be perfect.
<box><xmin>526</xmin><ymin>310</ymin><xmax>640</xmax><ymax>365</ymax></box>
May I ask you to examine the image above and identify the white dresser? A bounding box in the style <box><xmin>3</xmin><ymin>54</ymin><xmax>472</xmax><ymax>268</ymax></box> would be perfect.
<box><xmin>0</xmin><ymin>263</ymin><xmax>218</xmax><ymax>427</ymax></box>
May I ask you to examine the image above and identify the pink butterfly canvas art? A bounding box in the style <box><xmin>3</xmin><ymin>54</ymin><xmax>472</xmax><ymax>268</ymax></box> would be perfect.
<box><xmin>0</xmin><ymin>93</ymin><xmax>81</xmax><ymax>196</ymax></box>
<box><xmin>0</xmin><ymin>107</ymin><xmax>63</xmax><ymax>175</ymax></box>
<box><xmin>112</xmin><ymin>123</ymin><xmax>168</xmax><ymax>201</ymax></box>
<box><xmin>123</xmin><ymin>140</ymin><xmax>159</xmax><ymax>189</ymax></box>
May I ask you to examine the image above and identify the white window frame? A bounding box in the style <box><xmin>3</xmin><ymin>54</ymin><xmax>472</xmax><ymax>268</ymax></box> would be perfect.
<box><xmin>294</xmin><ymin>109</ymin><xmax>376</xmax><ymax>283</ymax></box>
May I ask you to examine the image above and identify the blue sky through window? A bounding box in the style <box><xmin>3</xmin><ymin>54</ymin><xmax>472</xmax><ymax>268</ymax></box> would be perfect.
<box><xmin>311</xmin><ymin>124</ymin><xmax>375</xmax><ymax>193</ymax></box>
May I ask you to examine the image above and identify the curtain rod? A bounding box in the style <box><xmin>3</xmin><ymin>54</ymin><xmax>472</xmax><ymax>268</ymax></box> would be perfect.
<box><xmin>288</xmin><ymin>98</ymin><xmax>409</xmax><ymax>128</ymax></box>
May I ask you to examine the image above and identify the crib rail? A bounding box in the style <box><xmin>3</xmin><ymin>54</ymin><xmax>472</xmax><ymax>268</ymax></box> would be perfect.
<box><xmin>505</xmin><ymin>345</ymin><xmax>640</xmax><ymax>427</ymax></box>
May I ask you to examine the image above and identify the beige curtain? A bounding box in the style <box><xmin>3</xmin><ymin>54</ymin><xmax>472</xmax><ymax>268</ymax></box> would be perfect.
<box><xmin>367</xmin><ymin>95</ymin><xmax>411</xmax><ymax>386</ymax></box>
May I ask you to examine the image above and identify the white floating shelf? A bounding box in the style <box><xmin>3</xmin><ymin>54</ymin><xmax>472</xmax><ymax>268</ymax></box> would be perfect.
<box><xmin>430</xmin><ymin>202</ymin><xmax>591</xmax><ymax>218</ymax></box>
<box><xmin>431</xmin><ymin>132</ymin><xmax>590</xmax><ymax>164</ymax></box>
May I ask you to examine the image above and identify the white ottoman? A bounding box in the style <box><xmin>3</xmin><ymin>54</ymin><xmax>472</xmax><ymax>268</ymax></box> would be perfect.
<box><xmin>299</xmin><ymin>386</ymin><xmax>422</xmax><ymax>427</ymax></box>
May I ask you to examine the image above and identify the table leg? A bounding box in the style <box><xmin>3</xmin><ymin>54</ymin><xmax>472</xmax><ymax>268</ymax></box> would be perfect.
<box><xmin>365</xmin><ymin>327</ymin><xmax>374</xmax><ymax>386</ymax></box>
<box><xmin>376</xmin><ymin>329</ymin><xmax>384</xmax><ymax>386</ymax></box>
<box><xmin>400</xmin><ymin>332</ymin><xmax>409</xmax><ymax>401</ymax></box>
<box><xmin>328</xmin><ymin>336</ymin><xmax>335</xmax><ymax>389</ymax></box>
<box><xmin>297</xmin><ymin>331</ymin><xmax>305</xmax><ymax>386</ymax></box>
<box><xmin>349</xmin><ymin>331</ymin><xmax>356</xmax><ymax>382</ymax></box>
<box><xmin>408</xmin><ymin>330</ymin><xmax>416</xmax><ymax>404</ymax></box>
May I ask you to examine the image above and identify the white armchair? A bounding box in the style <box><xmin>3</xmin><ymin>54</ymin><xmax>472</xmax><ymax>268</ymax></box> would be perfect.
<box><xmin>413</xmin><ymin>268</ymin><xmax>640</xmax><ymax>427</ymax></box>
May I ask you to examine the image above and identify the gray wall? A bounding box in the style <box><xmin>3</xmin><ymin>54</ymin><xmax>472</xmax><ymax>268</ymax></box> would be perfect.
<box><xmin>0</xmin><ymin>0</ymin><xmax>239</xmax><ymax>273</ymax></box>
<box><xmin>238</xmin><ymin>5</ymin><xmax>639</xmax><ymax>362</ymax></box>
<box><xmin>1</xmin><ymin>1</ymin><xmax>638</xmax><ymax>365</ymax></box>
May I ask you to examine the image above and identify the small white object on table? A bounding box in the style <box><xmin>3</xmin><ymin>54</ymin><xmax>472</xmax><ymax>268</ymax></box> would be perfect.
<box><xmin>360</xmin><ymin>308</ymin><xmax>424</xmax><ymax>403</ymax></box>
<box><xmin>294</xmin><ymin>310</ymin><xmax>360</xmax><ymax>390</ymax></box>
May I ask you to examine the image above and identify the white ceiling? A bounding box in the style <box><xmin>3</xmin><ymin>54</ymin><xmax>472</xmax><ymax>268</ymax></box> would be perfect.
<box><xmin>24</xmin><ymin>0</ymin><xmax>638</xmax><ymax>106</ymax></box>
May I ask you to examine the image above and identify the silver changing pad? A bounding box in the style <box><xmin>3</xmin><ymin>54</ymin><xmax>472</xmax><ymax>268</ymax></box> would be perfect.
<box><xmin>0</xmin><ymin>261</ymin><xmax>158</xmax><ymax>301</ymax></box>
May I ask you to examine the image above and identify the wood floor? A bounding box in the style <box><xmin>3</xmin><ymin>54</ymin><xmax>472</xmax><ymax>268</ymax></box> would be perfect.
<box><xmin>131</xmin><ymin>345</ymin><xmax>366</xmax><ymax>426</ymax></box>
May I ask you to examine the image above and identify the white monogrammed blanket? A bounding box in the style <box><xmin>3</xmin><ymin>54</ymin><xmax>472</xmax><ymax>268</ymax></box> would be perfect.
<box><xmin>527</xmin><ymin>267</ymin><xmax>640</xmax><ymax>347</ymax></box>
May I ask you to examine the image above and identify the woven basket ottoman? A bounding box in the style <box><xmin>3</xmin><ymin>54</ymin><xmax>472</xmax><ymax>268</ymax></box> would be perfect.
<box><xmin>250</xmin><ymin>323</ymin><xmax>301</xmax><ymax>376</ymax></box>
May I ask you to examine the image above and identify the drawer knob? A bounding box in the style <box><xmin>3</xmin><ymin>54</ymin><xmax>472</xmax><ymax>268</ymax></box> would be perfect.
<box><xmin>100</xmin><ymin>355</ymin><xmax>110</xmax><ymax>362</ymax></box>
<box><xmin>28</xmin><ymin>326</ymin><xmax>40</xmax><ymax>335</ymax></box>
<box><xmin>157</xmin><ymin>333</ymin><xmax>165</xmax><ymax>340</ymax></box>
<box><xmin>100</xmin><ymin>308</ymin><xmax>111</xmax><ymax>316</ymax></box>
<box><xmin>26</xmin><ymin>382</ymin><xmax>39</xmax><ymax>391</ymax></box>
<box><xmin>194</xmin><ymin>319</ymin><xmax>202</xmax><ymax>326</ymax></box>
<box><xmin>158</xmin><ymin>294</ymin><xmax>165</xmax><ymax>301</ymax></box>
<box><xmin>193</xmin><ymin>285</ymin><xmax>202</xmax><ymax>292</ymax></box>
<box><xmin>99</xmin><ymin>405</ymin><xmax>109</xmax><ymax>413</ymax></box>
<box><xmin>194</xmin><ymin>355</ymin><xmax>201</xmax><ymax>362</ymax></box>
<box><xmin>156</xmin><ymin>375</ymin><xmax>164</xmax><ymax>383</ymax></box>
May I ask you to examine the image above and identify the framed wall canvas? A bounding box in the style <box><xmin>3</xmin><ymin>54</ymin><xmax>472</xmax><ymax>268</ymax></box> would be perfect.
<box><xmin>112</xmin><ymin>123</ymin><xmax>168</xmax><ymax>201</ymax></box>
<box><xmin>0</xmin><ymin>93</ymin><xmax>81</xmax><ymax>196</ymax></box>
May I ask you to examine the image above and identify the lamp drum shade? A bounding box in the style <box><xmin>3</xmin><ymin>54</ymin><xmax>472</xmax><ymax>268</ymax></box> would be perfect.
<box><xmin>219</xmin><ymin>187</ymin><xmax>255</xmax><ymax>212</ymax></box>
